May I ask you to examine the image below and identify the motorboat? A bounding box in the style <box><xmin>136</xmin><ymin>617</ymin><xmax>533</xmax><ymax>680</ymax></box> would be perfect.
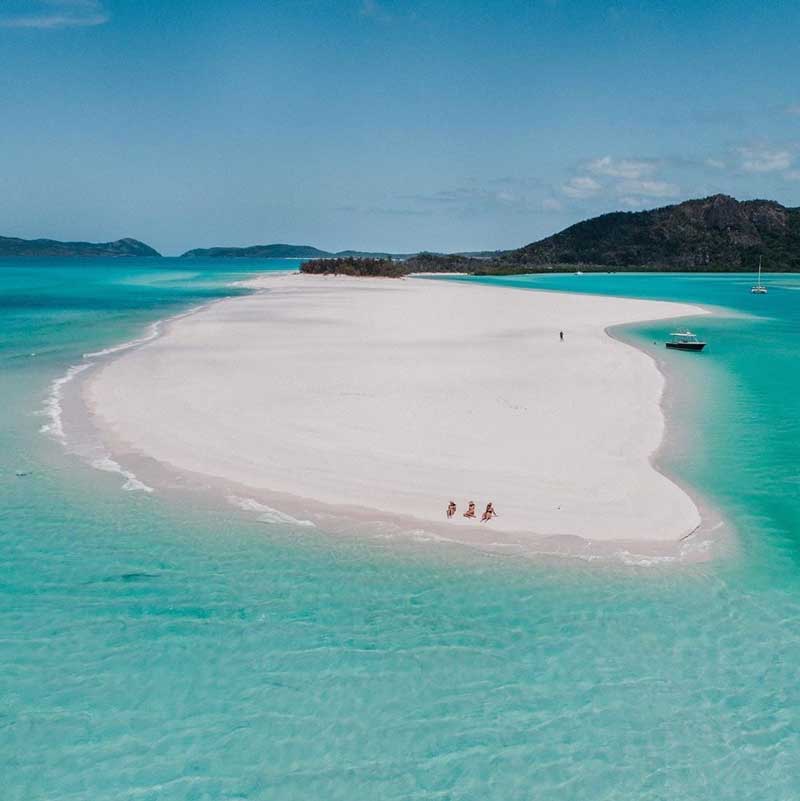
<box><xmin>665</xmin><ymin>330</ymin><xmax>706</xmax><ymax>351</ymax></box>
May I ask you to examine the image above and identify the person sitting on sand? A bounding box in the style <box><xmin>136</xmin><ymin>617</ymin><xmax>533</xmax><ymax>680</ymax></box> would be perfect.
<box><xmin>447</xmin><ymin>501</ymin><xmax>457</xmax><ymax>519</ymax></box>
<box><xmin>481</xmin><ymin>502</ymin><xmax>497</xmax><ymax>522</ymax></box>
<box><xmin>463</xmin><ymin>501</ymin><xmax>476</xmax><ymax>519</ymax></box>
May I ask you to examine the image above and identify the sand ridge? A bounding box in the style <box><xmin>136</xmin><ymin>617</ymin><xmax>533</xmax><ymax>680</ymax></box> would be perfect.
<box><xmin>86</xmin><ymin>273</ymin><xmax>705</xmax><ymax>543</ymax></box>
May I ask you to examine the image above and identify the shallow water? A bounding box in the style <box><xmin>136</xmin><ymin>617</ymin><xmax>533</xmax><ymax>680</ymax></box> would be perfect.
<box><xmin>2</xmin><ymin>263</ymin><xmax>799</xmax><ymax>800</ymax></box>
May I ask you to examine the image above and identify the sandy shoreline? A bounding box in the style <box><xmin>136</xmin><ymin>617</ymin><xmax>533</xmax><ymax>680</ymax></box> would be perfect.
<box><xmin>82</xmin><ymin>273</ymin><xmax>708</xmax><ymax>549</ymax></box>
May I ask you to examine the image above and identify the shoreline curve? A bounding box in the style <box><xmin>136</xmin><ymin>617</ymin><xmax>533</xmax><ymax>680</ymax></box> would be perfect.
<box><xmin>74</xmin><ymin>273</ymin><xmax>715</xmax><ymax>556</ymax></box>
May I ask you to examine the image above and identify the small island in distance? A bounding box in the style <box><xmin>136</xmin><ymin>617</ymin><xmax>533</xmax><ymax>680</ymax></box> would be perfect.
<box><xmin>179</xmin><ymin>243</ymin><xmax>414</xmax><ymax>260</ymax></box>
<box><xmin>3</xmin><ymin>194</ymin><xmax>799</xmax><ymax>272</ymax></box>
<box><xmin>0</xmin><ymin>236</ymin><xmax>160</xmax><ymax>258</ymax></box>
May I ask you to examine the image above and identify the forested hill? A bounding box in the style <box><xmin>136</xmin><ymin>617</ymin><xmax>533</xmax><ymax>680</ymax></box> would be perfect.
<box><xmin>0</xmin><ymin>236</ymin><xmax>160</xmax><ymax>258</ymax></box>
<box><xmin>493</xmin><ymin>194</ymin><xmax>800</xmax><ymax>272</ymax></box>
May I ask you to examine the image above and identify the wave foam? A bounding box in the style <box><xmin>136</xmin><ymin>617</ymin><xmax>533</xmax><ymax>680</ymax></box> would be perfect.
<box><xmin>81</xmin><ymin>305</ymin><xmax>204</xmax><ymax>360</ymax></box>
<box><xmin>83</xmin><ymin>321</ymin><xmax>162</xmax><ymax>359</ymax></box>
<box><xmin>39</xmin><ymin>307</ymin><xmax>207</xmax><ymax>490</ymax></box>
<box><xmin>39</xmin><ymin>362</ymin><xmax>92</xmax><ymax>442</ymax></box>
<box><xmin>227</xmin><ymin>495</ymin><xmax>316</xmax><ymax>528</ymax></box>
<box><xmin>91</xmin><ymin>456</ymin><xmax>154</xmax><ymax>493</ymax></box>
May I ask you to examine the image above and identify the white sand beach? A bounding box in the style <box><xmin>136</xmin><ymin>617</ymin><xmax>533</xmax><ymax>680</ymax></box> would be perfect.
<box><xmin>86</xmin><ymin>274</ymin><xmax>705</xmax><ymax>545</ymax></box>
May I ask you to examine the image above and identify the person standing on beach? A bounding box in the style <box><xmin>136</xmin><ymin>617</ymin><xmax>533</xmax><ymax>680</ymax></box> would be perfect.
<box><xmin>447</xmin><ymin>501</ymin><xmax>456</xmax><ymax>519</ymax></box>
<box><xmin>560</xmin><ymin>331</ymin><xmax>564</xmax><ymax>342</ymax></box>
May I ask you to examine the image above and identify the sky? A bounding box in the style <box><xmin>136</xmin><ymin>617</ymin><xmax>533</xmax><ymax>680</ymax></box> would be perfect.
<box><xmin>1</xmin><ymin>0</ymin><xmax>799</xmax><ymax>255</ymax></box>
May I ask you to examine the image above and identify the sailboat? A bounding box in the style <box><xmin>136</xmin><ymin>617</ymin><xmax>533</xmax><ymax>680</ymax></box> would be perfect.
<box><xmin>751</xmin><ymin>256</ymin><xmax>767</xmax><ymax>294</ymax></box>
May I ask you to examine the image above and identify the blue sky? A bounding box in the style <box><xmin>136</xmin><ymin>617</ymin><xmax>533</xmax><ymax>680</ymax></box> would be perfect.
<box><xmin>1</xmin><ymin>0</ymin><xmax>799</xmax><ymax>254</ymax></box>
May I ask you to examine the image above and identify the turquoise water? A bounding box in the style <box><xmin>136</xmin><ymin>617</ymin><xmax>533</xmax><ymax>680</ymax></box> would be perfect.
<box><xmin>2</xmin><ymin>263</ymin><xmax>799</xmax><ymax>800</ymax></box>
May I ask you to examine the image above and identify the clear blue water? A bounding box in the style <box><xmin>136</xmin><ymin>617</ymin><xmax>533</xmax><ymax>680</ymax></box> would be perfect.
<box><xmin>2</xmin><ymin>262</ymin><xmax>799</xmax><ymax>800</ymax></box>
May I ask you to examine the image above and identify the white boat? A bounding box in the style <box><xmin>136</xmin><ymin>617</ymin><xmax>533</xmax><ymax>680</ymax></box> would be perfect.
<box><xmin>665</xmin><ymin>330</ymin><xmax>706</xmax><ymax>351</ymax></box>
<box><xmin>751</xmin><ymin>257</ymin><xmax>767</xmax><ymax>294</ymax></box>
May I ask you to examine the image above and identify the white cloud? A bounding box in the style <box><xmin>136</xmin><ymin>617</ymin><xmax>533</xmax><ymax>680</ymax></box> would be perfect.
<box><xmin>0</xmin><ymin>0</ymin><xmax>107</xmax><ymax>28</ymax></box>
<box><xmin>785</xmin><ymin>104</ymin><xmax>800</xmax><ymax>116</ymax></box>
<box><xmin>785</xmin><ymin>170</ymin><xmax>800</xmax><ymax>181</ymax></box>
<box><xmin>616</xmin><ymin>179</ymin><xmax>680</xmax><ymax>198</ymax></box>
<box><xmin>738</xmin><ymin>146</ymin><xmax>793</xmax><ymax>173</ymax></box>
<box><xmin>704</xmin><ymin>158</ymin><xmax>726</xmax><ymax>169</ymax></box>
<box><xmin>562</xmin><ymin>176</ymin><xmax>602</xmax><ymax>198</ymax></box>
<box><xmin>587</xmin><ymin>156</ymin><xmax>655</xmax><ymax>180</ymax></box>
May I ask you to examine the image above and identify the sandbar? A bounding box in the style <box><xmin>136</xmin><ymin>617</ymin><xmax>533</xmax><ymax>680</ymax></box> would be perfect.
<box><xmin>86</xmin><ymin>274</ymin><xmax>705</xmax><ymax>545</ymax></box>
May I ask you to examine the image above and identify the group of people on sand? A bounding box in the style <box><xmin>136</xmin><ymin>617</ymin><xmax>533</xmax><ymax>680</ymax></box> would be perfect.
<box><xmin>447</xmin><ymin>500</ymin><xmax>497</xmax><ymax>522</ymax></box>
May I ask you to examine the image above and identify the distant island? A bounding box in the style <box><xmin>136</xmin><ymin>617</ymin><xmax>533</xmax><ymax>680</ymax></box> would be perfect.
<box><xmin>180</xmin><ymin>244</ymin><xmax>411</xmax><ymax>260</ymax></box>
<box><xmin>5</xmin><ymin>194</ymin><xmax>799</xmax><ymax>270</ymax></box>
<box><xmin>0</xmin><ymin>236</ymin><xmax>160</xmax><ymax>258</ymax></box>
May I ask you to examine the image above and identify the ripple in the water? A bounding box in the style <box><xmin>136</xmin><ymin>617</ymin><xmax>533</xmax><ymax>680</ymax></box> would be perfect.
<box><xmin>2</xmin><ymin>263</ymin><xmax>800</xmax><ymax>799</ymax></box>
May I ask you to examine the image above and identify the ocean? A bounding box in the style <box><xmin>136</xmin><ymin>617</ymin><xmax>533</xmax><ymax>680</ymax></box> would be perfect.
<box><xmin>2</xmin><ymin>261</ymin><xmax>799</xmax><ymax>800</ymax></box>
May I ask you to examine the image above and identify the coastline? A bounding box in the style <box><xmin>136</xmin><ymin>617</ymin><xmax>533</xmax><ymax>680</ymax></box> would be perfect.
<box><xmin>448</xmin><ymin>273</ymin><xmax>737</xmax><ymax>552</ymax></box>
<box><xmin>57</xmin><ymin>272</ymin><xmax>727</xmax><ymax>562</ymax></box>
<box><xmin>605</xmin><ymin>318</ymin><xmax>729</xmax><ymax>554</ymax></box>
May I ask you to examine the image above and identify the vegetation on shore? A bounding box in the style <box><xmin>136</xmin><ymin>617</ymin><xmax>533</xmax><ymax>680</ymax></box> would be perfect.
<box><xmin>300</xmin><ymin>253</ymin><xmax>488</xmax><ymax>278</ymax></box>
<box><xmin>300</xmin><ymin>257</ymin><xmax>407</xmax><ymax>277</ymax></box>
